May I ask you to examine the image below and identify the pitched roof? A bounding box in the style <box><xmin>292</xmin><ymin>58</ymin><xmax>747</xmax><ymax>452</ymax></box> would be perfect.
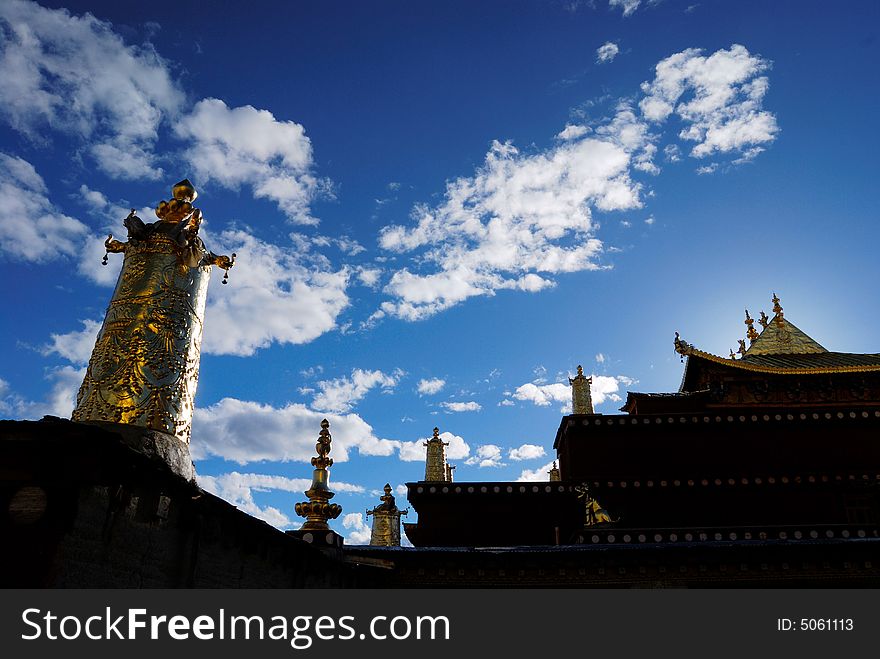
<box><xmin>743</xmin><ymin>315</ymin><xmax>827</xmax><ymax>356</ymax></box>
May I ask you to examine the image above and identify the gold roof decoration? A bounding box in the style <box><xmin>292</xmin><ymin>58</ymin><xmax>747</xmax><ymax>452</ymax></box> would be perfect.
<box><xmin>672</xmin><ymin>293</ymin><xmax>880</xmax><ymax>375</ymax></box>
<box><xmin>294</xmin><ymin>419</ymin><xmax>342</xmax><ymax>531</ymax></box>
<box><xmin>744</xmin><ymin>310</ymin><xmax>759</xmax><ymax>343</ymax></box>
<box><xmin>743</xmin><ymin>293</ymin><xmax>827</xmax><ymax>357</ymax></box>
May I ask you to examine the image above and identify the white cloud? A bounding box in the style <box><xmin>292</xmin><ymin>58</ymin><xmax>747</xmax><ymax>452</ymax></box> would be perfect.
<box><xmin>596</xmin><ymin>41</ymin><xmax>620</xmax><ymax>64</ymax></box>
<box><xmin>356</xmin><ymin>267</ymin><xmax>382</xmax><ymax>288</ymax></box>
<box><xmin>309</xmin><ymin>368</ymin><xmax>402</xmax><ymax>413</ymax></box>
<box><xmin>498</xmin><ymin>399</ymin><xmax>515</xmax><ymax>407</ymax></box>
<box><xmin>644</xmin><ymin>216</ymin><xmax>655</xmax><ymax>225</ymax></box>
<box><xmin>513</xmin><ymin>373</ymin><xmax>634</xmax><ymax>412</ymax></box>
<box><xmin>42</xmin><ymin>319</ymin><xmax>100</xmax><ymax>365</ymax></box>
<box><xmin>517</xmin><ymin>460</ymin><xmax>558</xmax><ymax>482</ymax></box>
<box><xmin>395</xmin><ymin>484</ymin><xmax>408</xmax><ymax>496</ymax></box>
<box><xmin>397</xmin><ymin>430</ymin><xmax>470</xmax><ymax>462</ymax></box>
<box><xmin>200</xmin><ymin>229</ymin><xmax>350</xmax><ymax>356</ymax></box>
<box><xmin>696</xmin><ymin>163</ymin><xmax>718</xmax><ymax>175</ymax></box>
<box><xmin>0</xmin><ymin>153</ymin><xmax>90</xmax><ymax>262</ymax></box>
<box><xmin>609</xmin><ymin>0</ymin><xmax>641</xmax><ymax>16</ymax></box>
<box><xmin>440</xmin><ymin>401</ymin><xmax>482</xmax><ymax>413</ymax></box>
<box><xmin>508</xmin><ymin>444</ymin><xmax>546</xmax><ymax>461</ymax></box>
<box><xmin>175</xmin><ymin>98</ymin><xmax>326</xmax><ymax>224</ymax></box>
<box><xmin>639</xmin><ymin>44</ymin><xmax>779</xmax><ymax>159</ymax></box>
<box><xmin>465</xmin><ymin>444</ymin><xmax>504</xmax><ymax>468</ymax></box>
<box><xmin>556</xmin><ymin>124</ymin><xmax>590</xmax><ymax>141</ymax></box>
<box><xmin>342</xmin><ymin>512</ymin><xmax>373</xmax><ymax>544</ymax></box>
<box><xmin>663</xmin><ymin>144</ymin><xmax>681</xmax><ymax>162</ymax></box>
<box><xmin>417</xmin><ymin>378</ymin><xmax>446</xmax><ymax>396</ymax></box>
<box><xmin>378</xmin><ymin>103</ymin><xmax>651</xmax><ymax>320</ymax></box>
<box><xmin>0</xmin><ymin>0</ymin><xmax>184</xmax><ymax>180</ymax></box>
<box><xmin>191</xmin><ymin>398</ymin><xmax>399</xmax><ymax>465</ymax></box>
<box><xmin>595</xmin><ymin>353</ymin><xmax>606</xmax><ymax>364</ymax></box>
<box><xmin>0</xmin><ymin>365</ymin><xmax>84</xmax><ymax>420</ymax></box>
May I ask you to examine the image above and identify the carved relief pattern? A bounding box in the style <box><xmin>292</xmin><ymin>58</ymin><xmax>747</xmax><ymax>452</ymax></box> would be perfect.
<box><xmin>72</xmin><ymin>241</ymin><xmax>211</xmax><ymax>443</ymax></box>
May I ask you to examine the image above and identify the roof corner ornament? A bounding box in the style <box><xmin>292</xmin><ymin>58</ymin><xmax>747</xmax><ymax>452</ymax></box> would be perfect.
<box><xmin>729</xmin><ymin>348</ymin><xmax>737</xmax><ymax>360</ymax></box>
<box><xmin>745</xmin><ymin>309</ymin><xmax>759</xmax><ymax>343</ymax></box>
<box><xmin>737</xmin><ymin>338</ymin><xmax>747</xmax><ymax>356</ymax></box>
<box><xmin>758</xmin><ymin>310</ymin><xmax>770</xmax><ymax>329</ymax></box>
<box><xmin>673</xmin><ymin>331</ymin><xmax>692</xmax><ymax>362</ymax></box>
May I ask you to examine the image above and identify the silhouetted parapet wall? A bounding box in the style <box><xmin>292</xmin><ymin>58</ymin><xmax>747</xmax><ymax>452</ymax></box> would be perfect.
<box><xmin>0</xmin><ymin>418</ymin><xmax>372</xmax><ymax>588</ymax></box>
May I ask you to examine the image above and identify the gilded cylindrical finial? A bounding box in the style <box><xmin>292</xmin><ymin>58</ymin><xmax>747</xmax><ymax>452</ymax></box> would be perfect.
<box><xmin>367</xmin><ymin>483</ymin><xmax>409</xmax><ymax>546</ymax></box>
<box><xmin>72</xmin><ymin>179</ymin><xmax>235</xmax><ymax>443</ymax></box>
<box><xmin>549</xmin><ymin>461</ymin><xmax>561</xmax><ymax>482</ymax></box>
<box><xmin>295</xmin><ymin>418</ymin><xmax>342</xmax><ymax>531</ymax></box>
<box><xmin>423</xmin><ymin>426</ymin><xmax>449</xmax><ymax>481</ymax></box>
<box><xmin>569</xmin><ymin>365</ymin><xmax>594</xmax><ymax>415</ymax></box>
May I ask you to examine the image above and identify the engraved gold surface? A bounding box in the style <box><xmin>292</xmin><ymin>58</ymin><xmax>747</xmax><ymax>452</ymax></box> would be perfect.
<box><xmin>72</xmin><ymin>180</ymin><xmax>234</xmax><ymax>443</ymax></box>
<box><xmin>72</xmin><ymin>243</ymin><xmax>210</xmax><ymax>441</ymax></box>
<box><xmin>367</xmin><ymin>483</ymin><xmax>408</xmax><ymax>546</ymax></box>
<box><xmin>569</xmin><ymin>364</ymin><xmax>594</xmax><ymax>414</ymax></box>
<box><xmin>423</xmin><ymin>426</ymin><xmax>449</xmax><ymax>481</ymax></box>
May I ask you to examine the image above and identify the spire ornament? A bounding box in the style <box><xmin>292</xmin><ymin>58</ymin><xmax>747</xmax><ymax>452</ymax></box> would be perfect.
<box><xmin>548</xmin><ymin>461</ymin><xmax>561</xmax><ymax>482</ymax></box>
<box><xmin>294</xmin><ymin>419</ymin><xmax>342</xmax><ymax>531</ymax></box>
<box><xmin>745</xmin><ymin>309</ymin><xmax>759</xmax><ymax>343</ymax></box>
<box><xmin>423</xmin><ymin>427</ymin><xmax>450</xmax><ymax>481</ymax></box>
<box><xmin>569</xmin><ymin>365</ymin><xmax>594</xmax><ymax>414</ymax></box>
<box><xmin>759</xmin><ymin>311</ymin><xmax>770</xmax><ymax>329</ymax></box>
<box><xmin>772</xmin><ymin>293</ymin><xmax>784</xmax><ymax>326</ymax></box>
<box><xmin>366</xmin><ymin>484</ymin><xmax>409</xmax><ymax>546</ymax></box>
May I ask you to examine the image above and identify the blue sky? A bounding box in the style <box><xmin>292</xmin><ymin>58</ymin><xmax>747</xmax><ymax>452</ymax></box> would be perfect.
<box><xmin>1</xmin><ymin>0</ymin><xmax>878</xmax><ymax>543</ymax></box>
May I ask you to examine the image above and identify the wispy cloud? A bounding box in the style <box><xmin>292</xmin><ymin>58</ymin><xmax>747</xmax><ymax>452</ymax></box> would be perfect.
<box><xmin>0</xmin><ymin>0</ymin><xmax>184</xmax><ymax>180</ymax></box>
<box><xmin>465</xmin><ymin>444</ymin><xmax>504</xmax><ymax>468</ymax></box>
<box><xmin>441</xmin><ymin>401</ymin><xmax>482</xmax><ymax>413</ymax></box>
<box><xmin>596</xmin><ymin>41</ymin><xmax>620</xmax><ymax>63</ymax></box>
<box><xmin>417</xmin><ymin>378</ymin><xmax>446</xmax><ymax>396</ymax></box>
<box><xmin>309</xmin><ymin>368</ymin><xmax>403</xmax><ymax>413</ymax></box>
<box><xmin>175</xmin><ymin>99</ymin><xmax>327</xmax><ymax>225</ymax></box>
<box><xmin>508</xmin><ymin>444</ymin><xmax>546</xmax><ymax>461</ymax></box>
<box><xmin>639</xmin><ymin>44</ymin><xmax>778</xmax><ymax>159</ymax></box>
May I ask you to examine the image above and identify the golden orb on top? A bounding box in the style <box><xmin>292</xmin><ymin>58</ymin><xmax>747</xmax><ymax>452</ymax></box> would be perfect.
<box><xmin>172</xmin><ymin>178</ymin><xmax>197</xmax><ymax>203</ymax></box>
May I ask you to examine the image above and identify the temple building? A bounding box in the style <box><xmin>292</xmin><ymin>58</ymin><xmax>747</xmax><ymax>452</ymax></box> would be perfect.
<box><xmin>354</xmin><ymin>294</ymin><xmax>880</xmax><ymax>585</ymax></box>
<box><xmin>2</xmin><ymin>203</ymin><xmax>879</xmax><ymax>589</ymax></box>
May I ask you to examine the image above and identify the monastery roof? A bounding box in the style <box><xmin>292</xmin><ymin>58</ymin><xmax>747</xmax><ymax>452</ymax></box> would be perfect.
<box><xmin>673</xmin><ymin>294</ymin><xmax>880</xmax><ymax>376</ymax></box>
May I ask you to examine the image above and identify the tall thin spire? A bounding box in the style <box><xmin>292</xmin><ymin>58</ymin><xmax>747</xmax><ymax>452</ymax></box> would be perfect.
<box><xmin>569</xmin><ymin>365</ymin><xmax>594</xmax><ymax>414</ymax></box>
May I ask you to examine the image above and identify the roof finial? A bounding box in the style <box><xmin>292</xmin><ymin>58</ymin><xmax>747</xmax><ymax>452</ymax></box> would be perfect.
<box><xmin>569</xmin><ymin>364</ymin><xmax>594</xmax><ymax>414</ymax></box>
<box><xmin>294</xmin><ymin>419</ymin><xmax>342</xmax><ymax>531</ymax></box>
<box><xmin>366</xmin><ymin>482</ymin><xmax>409</xmax><ymax>546</ymax></box>
<box><xmin>729</xmin><ymin>348</ymin><xmax>737</xmax><ymax>360</ymax></box>
<box><xmin>737</xmin><ymin>339</ymin><xmax>747</xmax><ymax>356</ymax></box>
<box><xmin>423</xmin><ymin>426</ymin><xmax>450</xmax><ymax>481</ymax></box>
<box><xmin>548</xmin><ymin>460</ymin><xmax>561</xmax><ymax>482</ymax></box>
<box><xmin>744</xmin><ymin>309</ymin><xmax>759</xmax><ymax>343</ymax></box>
<box><xmin>772</xmin><ymin>292</ymin><xmax>785</xmax><ymax>326</ymax></box>
<box><xmin>758</xmin><ymin>310</ymin><xmax>769</xmax><ymax>329</ymax></box>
